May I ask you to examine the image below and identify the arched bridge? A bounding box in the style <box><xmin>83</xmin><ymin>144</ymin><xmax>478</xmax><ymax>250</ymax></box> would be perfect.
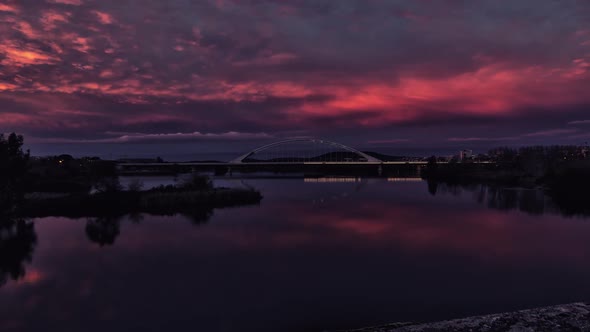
<box><xmin>230</xmin><ymin>138</ymin><xmax>382</xmax><ymax>164</ymax></box>
<box><xmin>116</xmin><ymin>137</ymin><xmax>450</xmax><ymax>175</ymax></box>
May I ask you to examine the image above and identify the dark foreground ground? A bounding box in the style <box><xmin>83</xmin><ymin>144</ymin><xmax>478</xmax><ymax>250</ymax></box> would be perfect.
<box><xmin>338</xmin><ymin>303</ymin><xmax>590</xmax><ymax>332</ymax></box>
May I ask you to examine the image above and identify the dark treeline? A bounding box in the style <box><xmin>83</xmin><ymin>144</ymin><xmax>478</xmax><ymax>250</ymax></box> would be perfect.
<box><xmin>424</xmin><ymin>145</ymin><xmax>590</xmax><ymax>216</ymax></box>
<box><xmin>488</xmin><ymin>145</ymin><xmax>589</xmax><ymax>176</ymax></box>
<box><xmin>1</xmin><ymin>132</ymin><xmax>120</xmax><ymax>213</ymax></box>
<box><xmin>27</xmin><ymin>154</ymin><xmax>118</xmax><ymax>193</ymax></box>
<box><xmin>424</xmin><ymin>145</ymin><xmax>590</xmax><ymax>184</ymax></box>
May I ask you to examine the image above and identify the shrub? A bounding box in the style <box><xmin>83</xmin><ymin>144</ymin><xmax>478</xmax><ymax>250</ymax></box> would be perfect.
<box><xmin>180</xmin><ymin>174</ymin><xmax>213</xmax><ymax>191</ymax></box>
<box><xmin>127</xmin><ymin>179</ymin><xmax>144</xmax><ymax>192</ymax></box>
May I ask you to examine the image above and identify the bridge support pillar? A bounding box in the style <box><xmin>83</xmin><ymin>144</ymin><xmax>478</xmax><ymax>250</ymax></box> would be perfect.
<box><xmin>377</xmin><ymin>164</ymin><xmax>383</xmax><ymax>176</ymax></box>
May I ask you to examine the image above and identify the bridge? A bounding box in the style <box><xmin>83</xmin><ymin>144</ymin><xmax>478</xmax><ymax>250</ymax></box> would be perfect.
<box><xmin>116</xmin><ymin>138</ymin><xmax>442</xmax><ymax>176</ymax></box>
<box><xmin>119</xmin><ymin>138</ymin><xmax>433</xmax><ymax>166</ymax></box>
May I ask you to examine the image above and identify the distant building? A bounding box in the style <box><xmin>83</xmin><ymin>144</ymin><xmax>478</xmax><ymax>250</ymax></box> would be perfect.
<box><xmin>459</xmin><ymin>149</ymin><xmax>473</xmax><ymax>161</ymax></box>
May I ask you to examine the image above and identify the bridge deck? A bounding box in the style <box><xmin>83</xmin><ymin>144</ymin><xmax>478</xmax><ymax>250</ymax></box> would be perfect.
<box><xmin>118</xmin><ymin>161</ymin><xmax>437</xmax><ymax>167</ymax></box>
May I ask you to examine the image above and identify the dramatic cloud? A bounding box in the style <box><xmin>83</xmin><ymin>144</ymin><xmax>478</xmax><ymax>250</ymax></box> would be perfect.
<box><xmin>1</xmin><ymin>0</ymin><xmax>590</xmax><ymax>153</ymax></box>
<box><xmin>32</xmin><ymin>131</ymin><xmax>273</xmax><ymax>143</ymax></box>
<box><xmin>46</xmin><ymin>0</ymin><xmax>83</xmax><ymax>5</ymax></box>
<box><xmin>448</xmin><ymin>128</ymin><xmax>582</xmax><ymax>143</ymax></box>
<box><xmin>569</xmin><ymin>120</ymin><xmax>590</xmax><ymax>125</ymax></box>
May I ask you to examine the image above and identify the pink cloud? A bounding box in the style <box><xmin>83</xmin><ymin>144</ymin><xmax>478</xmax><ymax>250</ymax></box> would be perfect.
<box><xmin>46</xmin><ymin>0</ymin><xmax>83</xmax><ymax>5</ymax></box>
<box><xmin>0</xmin><ymin>43</ymin><xmax>60</xmax><ymax>67</ymax></box>
<box><xmin>31</xmin><ymin>131</ymin><xmax>273</xmax><ymax>143</ymax></box>
<box><xmin>14</xmin><ymin>21</ymin><xmax>40</xmax><ymax>39</ymax></box>
<box><xmin>0</xmin><ymin>3</ymin><xmax>19</xmax><ymax>13</ymax></box>
<box><xmin>93</xmin><ymin>11</ymin><xmax>114</xmax><ymax>24</ymax></box>
<box><xmin>232</xmin><ymin>52</ymin><xmax>298</xmax><ymax>67</ymax></box>
<box><xmin>0</xmin><ymin>82</ymin><xmax>17</xmax><ymax>90</ymax></box>
<box><xmin>0</xmin><ymin>112</ymin><xmax>36</xmax><ymax>125</ymax></box>
<box><xmin>40</xmin><ymin>10</ymin><xmax>70</xmax><ymax>30</ymax></box>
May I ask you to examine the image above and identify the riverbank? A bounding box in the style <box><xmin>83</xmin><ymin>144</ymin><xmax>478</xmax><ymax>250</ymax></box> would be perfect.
<box><xmin>338</xmin><ymin>303</ymin><xmax>590</xmax><ymax>332</ymax></box>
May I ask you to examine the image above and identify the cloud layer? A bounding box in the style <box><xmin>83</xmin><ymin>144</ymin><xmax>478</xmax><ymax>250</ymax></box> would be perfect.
<box><xmin>1</xmin><ymin>0</ymin><xmax>590</xmax><ymax>150</ymax></box>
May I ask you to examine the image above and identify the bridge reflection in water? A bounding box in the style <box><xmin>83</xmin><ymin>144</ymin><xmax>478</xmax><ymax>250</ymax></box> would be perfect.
<box><xmin>304</xmin><ymin>177</ymin><xmax>362</xmax><ymax>183</ymax></box>
<box><xmin>303</xmin><ymin>177</ymin><xmax>424</xmax><ymax>183</ymax></box>
<box><xmin>387</xmin><ymin>177</ymin><xmax>423</xmax><ymax>182</ymax></box>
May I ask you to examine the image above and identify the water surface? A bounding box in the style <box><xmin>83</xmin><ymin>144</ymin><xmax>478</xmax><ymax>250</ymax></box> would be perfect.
<box><xmin>2</xmin><ymin>178</ymin><xmax>590</xmax><ymax>332</ymax></box>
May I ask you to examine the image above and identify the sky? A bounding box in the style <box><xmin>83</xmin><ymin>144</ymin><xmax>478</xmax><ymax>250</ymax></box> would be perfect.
<box><xmin>1</xmin><ymin>0</ymin><xmax>590</xmax><ymax>159</ymax></box>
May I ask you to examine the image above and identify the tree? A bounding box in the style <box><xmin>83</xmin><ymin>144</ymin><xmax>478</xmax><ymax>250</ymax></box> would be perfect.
<box><xmin>0</xmin><ymin>133</ymin><xmax>30</xmax><ymax>213</ymax></box>
<box><xmin>93</xmin><ymin>177</ymin><xmax>123</xmax><ymax>193</ymax></box>
<box><xmin>0</xmin><ymin>133</ymin><xmax>29</xmax><ymax>175</ymax></box>
<box><xmin>180</xmin><ymin>173</ymin><xmax>213</xmax><ymax>191</ymax></box>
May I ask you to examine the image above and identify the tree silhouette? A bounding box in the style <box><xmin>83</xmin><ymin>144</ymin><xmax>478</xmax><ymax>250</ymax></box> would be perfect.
<box><xmin>0</xmin><ymin>133</ymin><xmax>30</xmax><ymax>213</ymax></box>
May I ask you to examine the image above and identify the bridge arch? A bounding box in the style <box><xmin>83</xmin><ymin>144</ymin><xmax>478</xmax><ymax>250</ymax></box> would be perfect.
<box><xmin>230</xmin><ymin>138</ymin><xmax>382</xmax><ymax>164</ymax></box>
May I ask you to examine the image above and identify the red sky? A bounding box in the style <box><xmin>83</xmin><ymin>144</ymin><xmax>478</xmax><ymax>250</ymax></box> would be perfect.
<box><xmin>1</xmin><ymin>0</ymin><xmax>590</xmax><ymax>155</ymax></box>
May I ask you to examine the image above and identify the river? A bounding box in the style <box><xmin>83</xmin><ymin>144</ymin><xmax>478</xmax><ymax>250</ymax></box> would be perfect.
<box><xmin>1</xmin><ymin>176</ymin><xmax>590</xmax><ymax>332</ymax></box>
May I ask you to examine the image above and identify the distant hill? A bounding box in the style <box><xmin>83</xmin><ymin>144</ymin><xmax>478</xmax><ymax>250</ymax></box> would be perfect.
<box><xmin>362</xmin><ymin>151</ymin><xmax>414</xmax><ymax>162</ymax></box>
<box><xmin>245</xmin><ymin>151</ymin><xmax>364</xmax><ymax>162</ymax></box>
<box><xmin>243</xmin><ymin>151</ymin><xmax>417</xmax><ymax>162</ymax></box>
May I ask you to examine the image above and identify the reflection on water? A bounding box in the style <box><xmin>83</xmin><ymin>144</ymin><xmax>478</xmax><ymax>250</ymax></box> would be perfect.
<box><xmin>0</xmin><ymin>217</ymin><xmax>37</xmax><ymax>287</ymax></box>
<box><xmin>387</xmin><ymin>177</ymin><xmax>423</xmax><ymax>182</ymax></box>
<box><xmin>430</xmin><ymin>180</ymin><xmax>590</xmax><ymax>218</ymax></box>
<box><xmin>85</xmin><ymin>217</ymin><xmax>121</xmax><ymax>247</ymax></box>
<box><xmin>304</xmin><ymin>177</ymin><xmax>361</xmax><ymax>183</ymax></box>
<box><xmin>2</xmin><ymin>178</ymin><xmax>590</xmax><ymax>332</ymax></box>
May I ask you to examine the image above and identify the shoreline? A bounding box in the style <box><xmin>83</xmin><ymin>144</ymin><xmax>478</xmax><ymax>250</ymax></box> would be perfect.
<box><xmin>337</xmin><ymin>303</ymin><xmax>590</xmax><ymax>332</ymax></box>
